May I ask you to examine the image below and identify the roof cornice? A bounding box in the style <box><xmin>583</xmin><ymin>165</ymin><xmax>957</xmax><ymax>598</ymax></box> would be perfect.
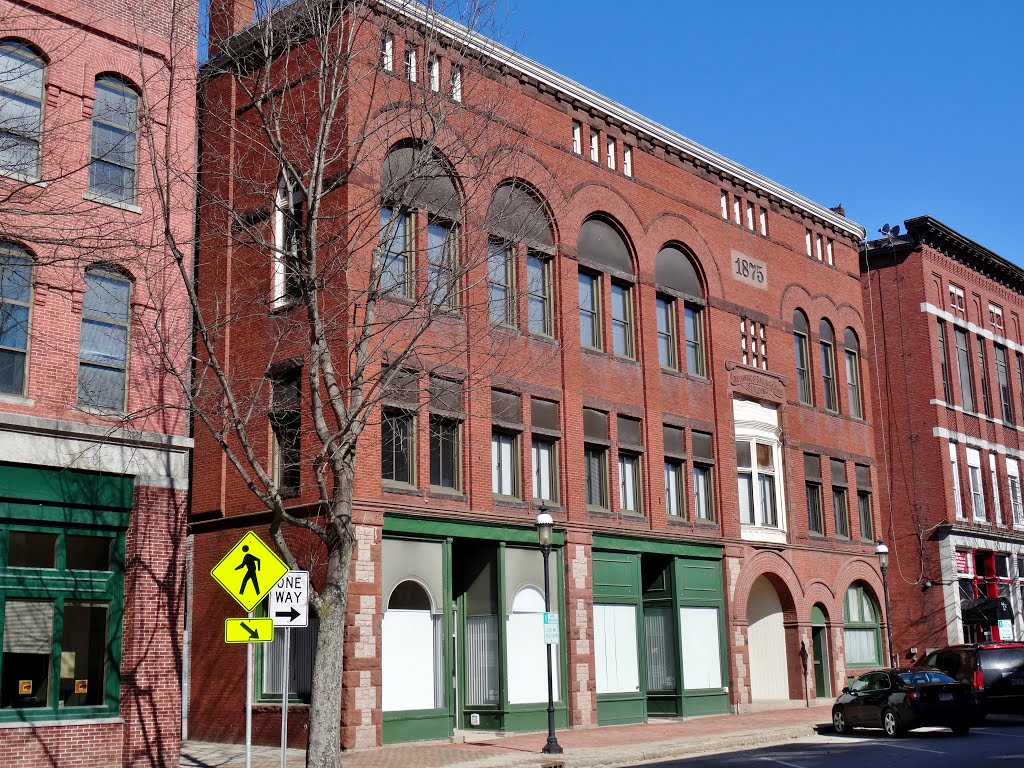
<box><xmin>384</xmin><ymin>1</ymin><xmax>865</xmax><ymax>240</ymax></box>
<box><xmin>902</xmin><ymin>215</ymin><xmax>1024</xmax><ymax>295</ymax></box>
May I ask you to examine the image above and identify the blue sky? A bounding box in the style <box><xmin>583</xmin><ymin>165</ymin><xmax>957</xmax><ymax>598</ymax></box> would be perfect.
<box><xmin>491</xmin><ymin>1</ymin><xmax>1022</xmax><ymax>260</ymax></box>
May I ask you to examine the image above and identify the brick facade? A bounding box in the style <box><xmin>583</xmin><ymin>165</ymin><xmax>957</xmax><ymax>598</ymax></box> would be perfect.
<box><xmin>863</xmin><ymin>217</ymin><xmax>1024</xmax><ymax>659</ymax></box>
<box><xmin>189</xmin><ymin>0</ymin><xmax>885</xmax><ymax>749</ymax></box>
<box><xmin>0</xmin><ymin>0</ymin><xmax>196</xmax><ymax>764</ymax></box>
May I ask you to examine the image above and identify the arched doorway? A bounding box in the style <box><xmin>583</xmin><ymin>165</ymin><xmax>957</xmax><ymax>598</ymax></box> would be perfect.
<box><xmin>382</xmin><ymin>579</ymin><xmax>442</xmax><ymax>712</ymax></box>
<box><xmin>811</xmin><ymin>604</ymin><xmax>831</xmax><ymax>698</ymax></box>
<box><xmin>747</xmin><ymin>576</ymin><xmax>790</xmax><ymax>700</ymax></box>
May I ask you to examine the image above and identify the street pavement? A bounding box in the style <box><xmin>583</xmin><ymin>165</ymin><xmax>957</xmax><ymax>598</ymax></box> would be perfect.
<box><xmin>181</xmin><ymin>704</ymin><xmax>834</xmax><ymax>768</ymax></box>
<box><xmin>642</xmin><ymin>714</ymin><xmax>1024</xmax><ymax>768</ymax></box>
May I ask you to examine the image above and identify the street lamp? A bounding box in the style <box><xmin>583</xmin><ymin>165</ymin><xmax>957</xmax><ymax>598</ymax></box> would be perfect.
<box><xmin>876</xmin><ymin>540</ymin><xmax>896</xmax><ymax>667</ymax></box>
<box><xmin>536</xmin><ymin>508</ymin><xmax>563</xmax><ymax>755</ymax></box>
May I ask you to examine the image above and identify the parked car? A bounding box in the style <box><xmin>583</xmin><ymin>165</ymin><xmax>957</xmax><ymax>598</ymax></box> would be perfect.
<box><xmin>915</xmin><ymin>643</ymin><xmax>1024</xmax><ymax>717</ymax></box>
<box><xmin>832</xmin><ymin>668</ymin><xmax>975</xmax><ymax>737</ymax></box>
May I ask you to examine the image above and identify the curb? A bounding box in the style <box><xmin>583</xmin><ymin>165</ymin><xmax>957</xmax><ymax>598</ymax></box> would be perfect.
<box><xmin>447</xmin><ymin>724</ymin><xmax>821</xmax><ymax>768</ymax></box>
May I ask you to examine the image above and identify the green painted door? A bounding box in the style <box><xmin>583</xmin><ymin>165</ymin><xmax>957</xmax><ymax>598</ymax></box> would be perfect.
<box><xmin>593</xmin><ymin>551</ymin><xmax>646</xmax><ymax>725</ymax></box>
<box><xmin>812</xmin><ymin>626</ymin><xmax>830</xmax><ymax>698</ymax></box>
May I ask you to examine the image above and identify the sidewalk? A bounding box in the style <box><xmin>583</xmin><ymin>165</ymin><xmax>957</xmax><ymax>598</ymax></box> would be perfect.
<box><xmin>181</xmin><ymin>704</ymin><xmax>833</xmax><ymax>768</ymax></box>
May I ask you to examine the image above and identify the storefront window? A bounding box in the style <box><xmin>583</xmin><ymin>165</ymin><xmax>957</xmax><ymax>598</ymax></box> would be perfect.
<box><xmin>843</xmin><ymin>582</ymin><xmax>881</xmax><ymax>667</ymax></box>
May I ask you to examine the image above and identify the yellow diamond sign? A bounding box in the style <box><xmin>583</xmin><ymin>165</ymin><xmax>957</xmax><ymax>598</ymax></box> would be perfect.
<box><xmin>211</xmin><ymin>531</ymin><xmax>289</xmax><ymax>612</ymax></box>
<box><xmin>224</xmin><ymin>617</ymin><xmax>274</xmax><ymax>643</ymax></box>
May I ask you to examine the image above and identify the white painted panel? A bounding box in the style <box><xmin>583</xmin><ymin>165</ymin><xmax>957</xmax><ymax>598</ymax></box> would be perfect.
<box><xmin>506</xmin><ymin>611</ymin><xmax>558</xmax><ymax>703</ymax></box>
<box><xmin>382</xmin><ymin>610</ymin><xmax>436</xmax><ymax>711</ymax></box>
<box><xmin>593</xmin><ymin>604</ymin><xmax>639</xmax><ymax>694</ymax></box>
<box><xmin>680</xmin><ymin>607</ymin><xmax>722</xmax><ymax>689</ymax></box>
<box><xmin>747</xmin><ymin>576</ymin><xmax>789</xmax><ymax>700</ymax></box>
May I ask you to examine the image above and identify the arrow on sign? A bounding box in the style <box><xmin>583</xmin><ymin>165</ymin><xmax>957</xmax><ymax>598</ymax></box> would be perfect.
<box><xmin>275</xmin><ymin>606</ymin><xmax>300</xmax><ymax>622</ymax></box>
<box><xmin>239</xmin><ymin>621</ymin><xmax>261</xmax><ymax>640</ymax></box>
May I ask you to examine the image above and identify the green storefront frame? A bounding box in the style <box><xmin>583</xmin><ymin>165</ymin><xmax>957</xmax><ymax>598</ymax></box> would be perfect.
<box><xmin>382</xmin><ymin>514</ymin><xmax>567</xmax><ymax>743</ymax></box>
<box><xmin>0</xmin><ymin>462</ymin><xmax>132</xmax><ymax>723</ymax></box>
<box><xmin>592</xmin><ymin>534</ymin><xmax>728</xmax><ymax>724</ymax></box>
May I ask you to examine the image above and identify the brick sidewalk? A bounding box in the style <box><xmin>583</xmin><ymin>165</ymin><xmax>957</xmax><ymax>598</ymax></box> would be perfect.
<box><xmin>181</xmin><ymin>704</ymin><xmax>833</xmax><ymax>768</ymax></box>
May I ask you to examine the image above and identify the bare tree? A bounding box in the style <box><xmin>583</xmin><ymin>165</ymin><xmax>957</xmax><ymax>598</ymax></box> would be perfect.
<box><xmin>143</xmin><ymin>1</ymin><xmax>562</xmax><ymax>765</ymax></box>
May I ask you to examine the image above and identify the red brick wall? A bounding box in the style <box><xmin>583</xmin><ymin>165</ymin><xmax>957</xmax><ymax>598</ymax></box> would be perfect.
<box><xmin>192</xmin><ymin>1</ymin><xmax>883</xmax><ymax>743</ymax></box>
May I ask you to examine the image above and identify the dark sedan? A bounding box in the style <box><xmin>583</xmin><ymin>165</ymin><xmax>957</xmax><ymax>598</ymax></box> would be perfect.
<box><xmin>832</xmin><ymin>668</ymin><xmax>976</xmax><ymax>737</ymax></box>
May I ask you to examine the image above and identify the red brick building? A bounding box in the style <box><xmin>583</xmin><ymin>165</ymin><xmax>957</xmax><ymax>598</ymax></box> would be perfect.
<box><xmin>191</xmin><ymin>0</ymin><xmax>882</xmax><ymax>749</ymax></box>
<box><xmin>0</xmin><ymin>0</ymin><xmax>196</xmax><ymax>766</ymax></box>
<box><xmin>862</xmin><ymin>217</ymin><xmax>1024</xmax><ymax>659</ymax></box>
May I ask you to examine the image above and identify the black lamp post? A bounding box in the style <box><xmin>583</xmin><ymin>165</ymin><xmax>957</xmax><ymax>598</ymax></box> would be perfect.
<box><xmin>876</xmin><ymin>540</ymin><xmax>896</xmax><ymax>667</ymax></box>
<box><xmin>536</xmin><ymin>508</ymin><xmax>563</xmax><ymax>755</ymax></box>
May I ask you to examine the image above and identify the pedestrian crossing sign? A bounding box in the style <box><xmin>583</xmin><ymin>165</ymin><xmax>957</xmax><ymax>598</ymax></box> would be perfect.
<box><xmin>211</xmin><ymin>531</ymin><xmax>289</xmax><ymax>612</ymax></box>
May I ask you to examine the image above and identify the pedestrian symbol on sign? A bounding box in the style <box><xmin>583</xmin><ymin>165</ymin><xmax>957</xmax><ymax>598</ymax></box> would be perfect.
<box><xmin>235</xmin><ymin>545</ymin><xmax>261</xmax><ymax>596</ymax></box>
<box><xmin>210</xmin><ymin>531</ymin><xmax>289</xmax><ymax>612</ymax></box>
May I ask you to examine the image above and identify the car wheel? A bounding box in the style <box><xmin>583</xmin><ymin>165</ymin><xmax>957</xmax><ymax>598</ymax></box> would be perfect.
<box><xmin>952</xmin><ymin>724</ymin><xmax>971</xmax><ymax>736</ymax></box>
<box><xmin>882</xmin><ymin>708</ymin><xmax>903</xmax><ymax>738</ymax></box>
<box><xmin>832</xmin><ymin>708</ymin><xmax>850</xmax><ymax>735</ymax></box>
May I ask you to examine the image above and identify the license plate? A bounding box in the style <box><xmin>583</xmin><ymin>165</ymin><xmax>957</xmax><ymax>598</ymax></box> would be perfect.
<box><xmin>939</xmin><ymin>693</ymin><xmax>954</xmax><ymax>701</ymax></box>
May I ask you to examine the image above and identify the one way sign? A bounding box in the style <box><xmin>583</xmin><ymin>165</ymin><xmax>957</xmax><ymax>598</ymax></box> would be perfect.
<box><xmin>269</xmin><ymin>571</ymin><xmax>309</xmax><ymax>628</ymax></box>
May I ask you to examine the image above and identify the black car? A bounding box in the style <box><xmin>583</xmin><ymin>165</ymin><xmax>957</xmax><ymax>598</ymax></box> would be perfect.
<box><xmin>832</xmin><ymin>668</ymin><xmax>976</xmax><ymax>737</ymax></box>
<box><xmin>916</xmin><ymin>643</ymin><xmax>1024</xmax><ymax>717</ymax></box>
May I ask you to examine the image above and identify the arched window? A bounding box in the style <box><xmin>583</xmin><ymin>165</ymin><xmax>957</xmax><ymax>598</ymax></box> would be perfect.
<box><xmin>78</xmin><ymin>267</ymin><xmax>131</xmax><ymax>411</ymax></box>
<box><xmin>382</xmin><ymin>577</ymin><xmax>443</xmax><ymax>711</ymax></box>
<box><xmin>379</xmin><ymin>144</ymin><xmax>460</xmax><ymax>305</ymax></box>
<box><xmin>843</xmin><ymin>582</ymin><xmax>881</xmax><ymax>667</ymax></box>
<box><xmin>793</xmin><ymin>310</ymin><xmax>811</xmax><ymax>405</ymax></box>
<box><xmin>0</xmin><ymin>244</ymin><xmax>32</xmax><ymax>395</ymax></box>
<box><xmin>655</xmin><ymin>244</ymin><xmax>706</xmax><ymax>377</ymax></box>
<box><xmin>844</xmin><ymin>328</ymin><xmax>863</xmax><ymax>419</ymax></box>
<box><xmin>273</xmin><ymin>176</ymin><xmax>303</xmax><ymax>306</ymax></box>
<box><xmin>0</xmin><ymin>41</ymin><xmax>44</xmax><ymax>179</ymax></box>
<box><xmin>484</xmin><ymin>182</ymin><xmax>555</xmax><ymax>335</ymax></box>
<box><xmin>577</xmin><ymin>217</ymin><xmax>635</xmax><ymax>358</ymax></box>
<box><xmin>89</xmin><ymin>76</ymin><xmax>138</xmax><ymax>203</ymax></box>
<box><xmin>819</xmin><ymin>319</ymin><xmax>838</xmax><ymax>413</ymax></box>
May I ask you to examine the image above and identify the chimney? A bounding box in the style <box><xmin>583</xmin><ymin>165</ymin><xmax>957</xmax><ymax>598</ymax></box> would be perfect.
<box><xmin>829</xmin><ymin>204</ymin><xmax>846</xmax><ymax>217</ymax></box>
<box><xmin>208</xmin><ymin>0</ymin><xmax>255</xmax><ymax>57</ymax></box>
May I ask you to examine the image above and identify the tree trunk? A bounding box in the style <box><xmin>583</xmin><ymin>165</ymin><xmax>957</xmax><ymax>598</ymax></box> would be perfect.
<box><xmin>305</xmin><ymin>539</ymin><xmax>352</xmax><ymax>768</ymax></box>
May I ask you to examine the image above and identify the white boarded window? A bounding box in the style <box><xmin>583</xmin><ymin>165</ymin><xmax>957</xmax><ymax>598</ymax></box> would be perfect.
<box><xmin>593</xmin><ymin>604</ymin><xmax>639</xmax><ymax>694</ymax></box>
<box><xmin>680</xmin><ymin>607</ymin><xmax>722</xmax><ymax>689</ymax></box>
<box><xmin>506</xmin><ymin>586</ymin><xmax>558</xmax><ymax>704</ymax></box>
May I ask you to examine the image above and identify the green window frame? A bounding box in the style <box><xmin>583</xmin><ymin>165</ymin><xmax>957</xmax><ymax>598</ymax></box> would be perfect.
<box><xmin>842</xmin><ymin>582</ymin><xmax>881</xmax><ymax>668</ymax></box>
<box><xmin>0</xmin><ymin>523</ymin><xmax>125</xmax><ymax>721</ymax></box>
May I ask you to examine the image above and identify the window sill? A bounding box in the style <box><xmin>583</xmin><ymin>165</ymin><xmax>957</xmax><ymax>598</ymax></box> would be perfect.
<box><xmin>83</xmin><ymin>190</ymin><xmax>141</xmax><ymax>214</ymax></box>
<box><xmin>74</xmin><ymin>404</ymin><xmax>127</xmax><ymax>418</ymax></box>
<box><xmin>429</xmin><ymin>488</ymin><xmax>465</xmax><ymax>501</ymax></box>
<box><xmin>740</xmin><ymin>525</ymin><xmax>787</xmax><ymax>544</ymax></box>
<box><xmin>587</xmin><ymin>507</ymin><xmax>615</xmax><ymax>518</ymax></box>
<box><xmin>0</xmin><ymin>168</ymin><xmax>45</xmax><ymax>186</ymax></box>
<box><xmin>493</xmin><ymin>495</ymin><xmax>527</xmax><ymax>508</ymax></box>
<box><xmin>382</xmin><ymin>482</ymin><xmax>423</xmax><ymax>498</ymax></box>
<box><xmin>694</xmin><ymin>517</ymin><xmax>718</xmax><ymax>528</ymax></box>
<box><xmin>270</xmin><ymin>298</ymin><xmax>301</xmax><ymax>314</ymax></box>
<box><xmin>278</xmin><ymin>486</ymin><xmax>300</xmax><ymax>500</ymax></box>
<box><xmin>253</xmin><ymin>702</ymin><xmax>310</xmax><ymax>713</ymax></box>
<box><xmin>531</xmin><ymin>500</ymin><xmax>561</xmax><ymax>512</ymax></box>
<box><xmin>0</xmin><ymin>714</ymin><xmax>122</xmax><ymax>728</ymax></box>
<box><xmin>0</xmin><ymin>392</ymin><xmax>33</xmax><ymax>406</ymax></box>
<box><xmin>528</xmin><ymin>332</ymin><xmax>558</xmax><ymax>346</ymax></box>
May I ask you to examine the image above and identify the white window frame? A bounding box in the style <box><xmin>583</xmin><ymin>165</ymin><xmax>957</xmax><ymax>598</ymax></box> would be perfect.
<box><xmin>815</xmin><ymin>234</ymin><xmax>823</xmax><ymax>261</ymax></box>
<box><xmin>1007</xmin><ymin>458</ymin><xmax>1024</xmax><ymax>528</ymax></box>
<box><xmin>966</xmin><ymin>447</ymin><xmax>986</xmax><ymax>522</ymax></box>
<box><xmin>572</xmin><ymin>121</ymin><xmax>582</xmax><ymax>154</ymax></box>
<box><xmin>990</xmin><ymin>303</ymin><xmax>1004</xmax><ymax>330</ymax></box>
<box><xmin>427</xmin><ymin>54</ymin><xmax>439</xmax><ymax>91</ymax></box>
<box><xmin>531</xmin><ymin>437</ymin><xmax>557</xmax><ymax>503</ymax></box>
<box><xmin>734</xmin><ymin>399</ymin><xmax>785</xmax><ymax>542</ymax></box>
<box><xmin>618</xmin><ymin>452</ymin><xmax>641</xmax><ymax>514</ymax></box>
<box><xmin>990</xmin><ymin>453</ymin><xmax>1004</xmax><ymax>526</ymax></box>
<box><xmin>492</xmin><ymin>431</ymin><xmax>519</xmax><ymax>498</ymax></box>
<box><xmin>589</xmin><ymin>129</ymin><xmax>599</xmax><ymax>162</ymax></box>
<box><xmin>826</xmin><ymin>238</ymin><xmax>834</xmax><ymax>266</ymax></box>
<box><xmin>805</xmin><ymin>229</ymin><xmax>812</xmax><ymax>257</ymax></box>
<box><xmin>380</xmin><ymin>33</ymin><xmax>394</xmax><ymax>71</ymax></box>
<box><xmin>606</xmin><ymin>137</ymin><xmax>616</xmax><ymax>170</ymax></box>
<box><xmin>733</xmin><ymin>196</ymin><xmax>741</xmax><ymax>225</ymax></box>
<box><xmin>720</xmin><ymin>190</ymin><xmax>728</xmax><ymax>220</ymax></box>
<box><xmin>404</xmin><ymin>45</ymin><xmax>417</xmax><ymax>82</ymax></box>
<box><xmin>665</xmin><ymin>460</ymin><xmax>684</xmax><ymax>517</ymax></box>
<box><xmin>745</xmin><ymin>201</ymin><xmax>754</xmax><ymax>231</ymax></box>
<box><xmin>450</xmin><ymin>65</ymin><xmax>462</xmax><ymax>102</ymax></box>
<box><xmin>949</xmin><ymin>283</ymin><xmax>965</xmax><ymax>315</ymax></box>
<box><xmin>759</xmin><ymin>207</ymin><xmax>767</xmax><ymax>236</ymax></box>
<box><xmin>274</xmin><ymin>177</ymin><xmax>303</xmax><ymax>307</ymax></box>
<box><xmin>623</xmin><ymin>146</ymin><xmax>632</xmax><ymax>177</ymax></box>
<box><xmin>951</xmin><ymin>443</ymin><xmax>965</xmax><ymax>520</ymax></box>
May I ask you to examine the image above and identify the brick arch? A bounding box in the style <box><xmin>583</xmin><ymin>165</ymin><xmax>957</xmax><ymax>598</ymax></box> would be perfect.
<box><xmin>642</xmin><ymin>212</ymin><xmax>723</xmax><ymax>298</ymax></box>
<box><xmin>84</xmin><ymin>59</ymin><xmax>150</xmax><ymax>97</ymax></box>
<box><xmin>732</xmin><ymin>551</ymin><xmax>804</xmax><ymax>625</ymax></box>
<box><xmin>0</xmin><ymin>34</ymin><xmax>52</xmax><ymax>64</ymax></box>
<box><xmin>562</xmin><ymin>180</ymin><xmax>644</xmax><ymax>258</ymax></box>
<box><xmin>486</xmin><ymin>173</ymin><xmax>565</xmax><ymax>249</ymax></box>
<box><xmin>485</xmin><ymin>144</ymin><xmax>571</xmax><ymax>220</ymax></box>
<box><xmin>802</xmin><ymin>581</ymin><xmax>839</xmax><ymax>624</ymax></box>
<box><xmin>832</xmin><ymin>557</ymin><xmax>885</xmax><ymax>613</ymax></box>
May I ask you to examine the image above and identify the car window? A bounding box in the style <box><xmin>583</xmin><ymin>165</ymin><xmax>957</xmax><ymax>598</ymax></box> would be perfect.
<box><xmin>900</xmin><ymin>671</ymin><xmax>955</xmax><ymax>685</ymax></box>
<box><xmin>939</xmin><ymin>651</ymin><xmax>963</xmax><ymax>676</ymax></box>
<box><xmin>850</xmin><ymin>675</ymin><xmax>872</xmax><ymax>692</ymax></box>
<box><xmin>981</xmin><ymin>648</ymin><xmax>1024</xmax><ymax>671</ymax></box>
<box><xmin>875</xmin><ymin>673</ymin><xmax>891</xmax><ymax>690</ymax></box>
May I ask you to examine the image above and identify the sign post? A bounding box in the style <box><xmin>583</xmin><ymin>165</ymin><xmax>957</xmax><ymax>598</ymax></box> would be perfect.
<box><xmin>269</xmin><ymin>571</ymin><xmax>309</xmax><ymax>768</ymax></box>
<box><xmin>211</xmin><ymin>532</ymin><xmax>290</xmax><ymax>768</ymax></box>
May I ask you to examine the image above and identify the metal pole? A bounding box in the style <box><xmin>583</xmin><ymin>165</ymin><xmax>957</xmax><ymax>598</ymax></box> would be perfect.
<box><xmin>281</xmin><ymin>627</ymin><xmax>290</xmax><ymax>768</ymax></box>
<box><xmin>246</xmin><ymin>609</ymin><xmax>253</xmax><ymax>768</ymax></box>
<box><xmin>541</xmin><ymin>545</ymin><xmax>562</xmax><ymax>755</ymax></box>
<box><xmin>881</xmin><ymin>566</ymin><xmax>896</xmax><ymax>667</ymax></box>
